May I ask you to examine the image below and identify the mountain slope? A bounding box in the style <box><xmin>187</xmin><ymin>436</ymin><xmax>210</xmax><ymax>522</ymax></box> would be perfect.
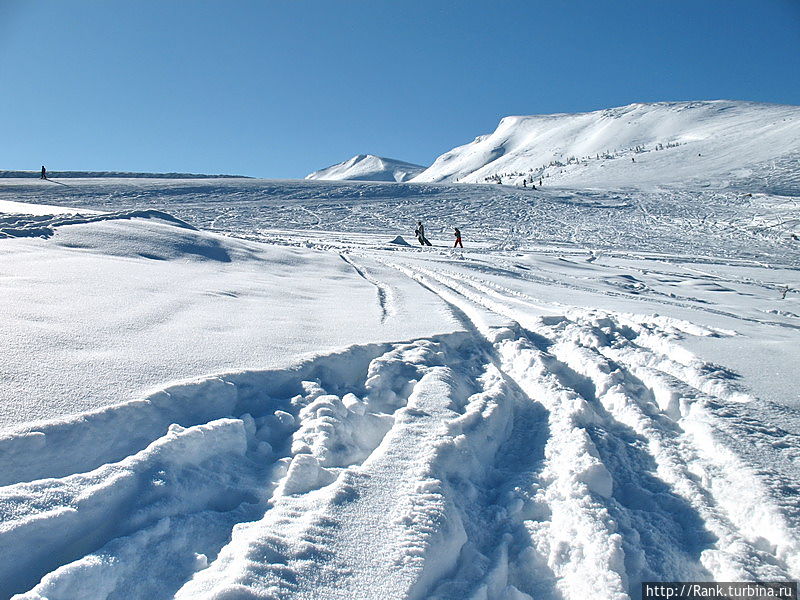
<box><xmin>412</xmin><ymin>100</ymin><xmax>800</xmax><ymax>193</ymax></box>
<box><xmin>306</xmin><ymin>154</ymin><xmax>427</xmax><ymax>182</ymax></box>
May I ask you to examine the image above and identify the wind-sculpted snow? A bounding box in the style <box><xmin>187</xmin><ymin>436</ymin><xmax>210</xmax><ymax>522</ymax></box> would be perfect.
<box><xmin>0</xmin><ymin>208</ymin><xmax>195</xmax><ymax>239</ymax></box>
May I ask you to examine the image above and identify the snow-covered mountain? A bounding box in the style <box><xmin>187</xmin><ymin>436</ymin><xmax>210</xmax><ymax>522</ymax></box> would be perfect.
<box><xmin>412</xmin><ymin>100</ymin><xmax>800</xmax><ymax>193</ymax></box>
<box><xmin>306</xmin><ymin>154</ymin><xmax>426</xmax><ymax>182</ymax></box>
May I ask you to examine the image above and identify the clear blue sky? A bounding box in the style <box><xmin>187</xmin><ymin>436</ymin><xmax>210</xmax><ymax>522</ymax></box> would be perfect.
<box><xmin>1</xmin><ymin>0</ymin><xmax>798</xmax><ymax>178</ymax></box>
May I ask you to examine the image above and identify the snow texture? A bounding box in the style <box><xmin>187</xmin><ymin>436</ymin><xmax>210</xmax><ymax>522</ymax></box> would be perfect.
<box><xmin>1</xmin><ymin>100</ymin><xmax>799</xmax><ymax>600</ymax></box>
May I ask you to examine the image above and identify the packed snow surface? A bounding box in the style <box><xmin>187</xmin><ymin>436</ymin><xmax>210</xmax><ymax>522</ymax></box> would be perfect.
<box><xmin>306</xmin><ymin>154</ymin><xmax>427</xmax><ymax>182</ymax></box>
<box><xmin>1</xmin><ymin>107</ymin><xmax>799</xmax><ymax>600</ymax></box>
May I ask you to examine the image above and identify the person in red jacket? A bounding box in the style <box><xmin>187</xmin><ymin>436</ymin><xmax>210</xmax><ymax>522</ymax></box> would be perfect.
<box><xmin>453</xmin><ymin>227</ymin><xmax>463</xmax><ymax>248</ymax></box>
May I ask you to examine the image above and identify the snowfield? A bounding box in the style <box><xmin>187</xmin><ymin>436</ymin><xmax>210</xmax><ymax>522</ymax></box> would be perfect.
<box><xmin>1</xmin><ymin>103</ymin><xmax>799</xmax><ymax>600</ymax></box>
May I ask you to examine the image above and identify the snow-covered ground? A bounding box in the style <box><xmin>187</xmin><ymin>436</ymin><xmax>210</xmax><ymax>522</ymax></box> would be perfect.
<box><xmin>306</xmin><ymin>155</ymin><xmax>427</xmax><ymax>182</ymax></box>
<box><xmin>1</xmin><ymin>166</ymin><xmax>798</xmax><ymax>600</ymax></box>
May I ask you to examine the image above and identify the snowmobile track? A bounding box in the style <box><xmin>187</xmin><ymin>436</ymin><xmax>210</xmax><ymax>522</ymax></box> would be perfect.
<box><xmin>376</xmin><ymin>258</ymin><xmax>800</xmax><ymax>597</ymax></box>
<box><xmin>1</xmin><ymin>247</ymin><xmax>798</xmax><ymax>599</ymax></box>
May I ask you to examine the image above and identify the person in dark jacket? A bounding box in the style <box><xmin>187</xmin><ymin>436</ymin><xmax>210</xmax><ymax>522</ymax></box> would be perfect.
<box><xmin>40</xmin><ymin>166</ymin><xmax>47</xmax><ymax>179</ymax></box>
<box><xmin>416</xmin><ymin>221</ymin><xmax>432</xmax><ymax>246</ymax></box>
<box><xmin>453</xmin><ymin>227</ymin><xmax>463</xmax><ymax>248</ymax></box>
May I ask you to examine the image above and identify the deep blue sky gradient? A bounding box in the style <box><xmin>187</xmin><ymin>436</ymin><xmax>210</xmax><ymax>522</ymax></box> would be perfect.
<box><xmin>1</xmin><ymin>0</ymin><xmax>798</xmax><ymax>177</ymax></box>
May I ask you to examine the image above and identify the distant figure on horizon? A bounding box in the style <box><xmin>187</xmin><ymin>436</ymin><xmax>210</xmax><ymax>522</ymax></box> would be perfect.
<box><xmin>454</xmin><ymin>227</ymin><xmax>463</xmax><ymax>248</ymax></box>
<box><xmin>40</xmin><ymin>166</ymin><xmax>46</xmax><ymax>179</ymax></box>
<box><xmin>415</xmin><ymin>221</ymin><xmax>432</xmax><ymax>246</ymax></box>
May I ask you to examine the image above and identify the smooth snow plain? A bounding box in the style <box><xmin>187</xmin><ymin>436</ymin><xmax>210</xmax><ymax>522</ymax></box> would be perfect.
<box><xmin>0</xmin><ymin>168</ymin><xmax>799</xmax><ymax>600</ymax></box>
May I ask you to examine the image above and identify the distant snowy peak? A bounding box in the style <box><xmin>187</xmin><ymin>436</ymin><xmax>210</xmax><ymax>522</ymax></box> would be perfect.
<box><xmin>306</xmin><ymin>155</ymin><xmax>427</xmax><ymax>182</ymax></box>
<box><xmin>412</xmin><ymin>100</ymin><xmax>800</xmax><ymax>192</ymax></box>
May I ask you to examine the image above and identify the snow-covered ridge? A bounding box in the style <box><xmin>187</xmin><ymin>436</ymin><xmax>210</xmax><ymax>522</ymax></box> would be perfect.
<box><xmin>306</xmin><ymin>154</ymin><xmax>427</xmax><ymax>182</ymax></box>
<box><xmin>412</xmin><ymin>100</ymin><xmax>800</xmax><ymax>192</ymax></box>
<box><xmin>0</xmin><ymin>171</ymin><xmax>248</xmax><ymax>179</ymax></box>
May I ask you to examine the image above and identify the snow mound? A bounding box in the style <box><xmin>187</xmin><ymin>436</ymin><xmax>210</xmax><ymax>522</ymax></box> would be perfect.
<box><xmin>306</xmin><ymin>154</ymin><xmax>427</xmax><ymax>182</ymax></box>
<box><xmin>412</xmin><ymin>100</ymin><xmax>800</xmax><ymax>193</ymax></box>
<box><xmin>389</xmin><ymin>235</ymin><xmax>412</xmax><ymax>246</ymax></box>
<box><xmin>50</xmin><ymin>215</ymin><xmax>247</xmax><ymax>263</ymax></box>
<box><xmin>0</xmin><ymin>207</ymin><xmax>195</xmax><ymax>240</ymax></box>
<box><xmin>0</xmin><ymin>203</ymin><xmax>257</xmax><ymax>263</ymax></box>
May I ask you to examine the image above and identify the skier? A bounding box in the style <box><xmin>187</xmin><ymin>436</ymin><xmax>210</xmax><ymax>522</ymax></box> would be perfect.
<box><xmin>453</xmin><ymin>227</ymin><xmax>463</xmax><ymax>248</ymax></box>
<box><xmin>40</xmin><ymin>166</ymin><xmax>47</xmax><ymax>179</ymax></box>
<box><xmin>415</xmin><ymin>221</ymin><xmax>432</xmax><ymax>246</ymax></box>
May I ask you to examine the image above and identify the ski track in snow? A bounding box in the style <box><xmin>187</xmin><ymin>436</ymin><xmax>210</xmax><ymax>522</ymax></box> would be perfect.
<box><xmin>377</xmin><ymin>260</ymin><xmax>800</xmax><ymax>593</ymax></box>
<box><xmin>1</xmin><ymin>178</ymin><xmax>799</xmax><ymax>599</ymax></box>
<box><xmin>338</xmin><ymin>253</ymin><xmax>392</xmax><ymax>323</ymax></box>
<box><xmin>3</xmin><ymin>254</ymin><xmax>799</xmax><ymax>599</ymax></box>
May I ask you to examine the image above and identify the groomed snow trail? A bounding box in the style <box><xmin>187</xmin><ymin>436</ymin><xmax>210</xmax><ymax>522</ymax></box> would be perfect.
<box><xmin>5</xmin><ymin>248</ymin><xmax>798</xmax><ymax>599</ymax></box>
